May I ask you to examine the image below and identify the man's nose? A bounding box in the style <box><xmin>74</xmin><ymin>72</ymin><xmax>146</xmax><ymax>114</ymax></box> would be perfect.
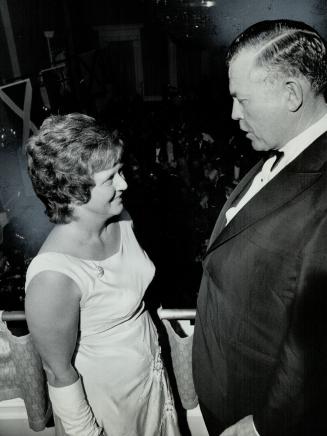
<box><xmin>231</xmin><ymin>100</ymin><xmax>243</xmax><ymax>121</ymax></box>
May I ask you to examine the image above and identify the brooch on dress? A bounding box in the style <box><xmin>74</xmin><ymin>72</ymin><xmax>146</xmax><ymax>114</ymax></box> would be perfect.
<box><xmin>94</xmin><ymin>264</ymin><xmax>104</xmax><ymax>278</ymax></box>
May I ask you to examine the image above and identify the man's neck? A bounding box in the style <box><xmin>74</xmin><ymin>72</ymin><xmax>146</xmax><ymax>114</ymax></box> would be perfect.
<box><xmin>295</xmin><ymin>97</ymin><xmax>327</xmax><ymax>136</ymax></box>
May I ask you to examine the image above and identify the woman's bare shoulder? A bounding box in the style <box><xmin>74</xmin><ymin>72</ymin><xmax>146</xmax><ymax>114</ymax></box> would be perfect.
<box><xmin>26</xmin><ymin>269</ymin><xmax>81</xmax><ymax>302</ymax></box>
<box><xmin>25</xmin><ymin>270</ymin><xmax>81</xmax><ymax>334</ymax></box>
<box><xmin>38</xmin><ymin>224</ymin><xmax>75</xmax><ymax>255</ymax></box>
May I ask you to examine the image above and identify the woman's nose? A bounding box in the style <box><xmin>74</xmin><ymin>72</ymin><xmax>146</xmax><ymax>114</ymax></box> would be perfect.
<box><xmin>114</xmin><ymin>173</ymin><xmax>128</xmax><ymax>190</ymax></box>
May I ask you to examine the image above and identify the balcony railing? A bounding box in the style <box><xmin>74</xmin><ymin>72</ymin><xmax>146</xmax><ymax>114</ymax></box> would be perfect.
<box><xmin>157</xmin><ymin>308</ymin><xmax>196</xmax><ymax>320</ymax></box>
<box><xmin>1</xmin><ymin>310</ymin><xmax>26</xmax><ymax>322</ymax></box>
<box><xmin>1</xmin><ymin>309</ymin><xmax>196</xmax><ymax>322</ymax></box>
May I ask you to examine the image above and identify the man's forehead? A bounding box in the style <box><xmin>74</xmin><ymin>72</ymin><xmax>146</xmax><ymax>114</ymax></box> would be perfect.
<box><xmin>229</xmin><ymin>49</ymin><xmax>258</xmax><ymax>76</ymax></box>
<box><xmin>229</xmin><ymin>49</ymin><xmax>269</xmax><ymax>89</ymax></box>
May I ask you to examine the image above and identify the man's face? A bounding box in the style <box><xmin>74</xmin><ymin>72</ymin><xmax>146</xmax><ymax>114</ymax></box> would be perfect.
<box><xmin>228</xmin><ymin>50</ymin><xmax>289</xmax><ymax>151</ymax></box>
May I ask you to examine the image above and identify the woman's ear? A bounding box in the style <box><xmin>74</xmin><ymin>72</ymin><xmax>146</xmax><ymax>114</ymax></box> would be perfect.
<box><xmin>285</xmin><ymin>79</ymin><xmax>303</xmax><ymax>112</ymax></box>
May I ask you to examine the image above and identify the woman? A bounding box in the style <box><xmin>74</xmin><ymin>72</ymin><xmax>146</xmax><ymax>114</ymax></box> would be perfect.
<box><xmin>24</xmin><ymin>113</ymin><xmax>180</xmax><ymax>436</ymax></box>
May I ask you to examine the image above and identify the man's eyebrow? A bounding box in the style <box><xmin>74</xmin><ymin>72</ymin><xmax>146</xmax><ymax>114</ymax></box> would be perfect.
<box><xmin>230</xmin><ymin>91</ymin><xmax>248</xmax><ymax>99</ymax></box>
<box><xmin>230</xmin><ymin>91</ymin><xmax>241</xmax><ymax>98</ymax></box>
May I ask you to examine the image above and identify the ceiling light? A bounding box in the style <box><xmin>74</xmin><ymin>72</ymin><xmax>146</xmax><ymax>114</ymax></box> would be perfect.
<box><xmin>202</xmin><ymin>1</ymin><xmax>215</xmax><ymax>6</ymax></box>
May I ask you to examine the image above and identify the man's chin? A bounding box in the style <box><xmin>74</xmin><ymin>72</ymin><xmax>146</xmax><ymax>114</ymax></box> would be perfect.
<box><xmin>250</xmin><ymin>140</ymin><xmax>267</xmax><ymax>152</ymax></box>
<box><xmin>250</xmin><ymin>141</ymin><xmax>260</xmax><ymax>151</ymax></box>
<box><xmin>246</xmin><ymin>134</ymin><xmax>261</xmax><ymax>150</ymax></box>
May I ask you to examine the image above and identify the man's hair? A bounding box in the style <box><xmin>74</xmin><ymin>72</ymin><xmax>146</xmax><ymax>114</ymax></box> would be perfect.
<box><xmin>25</xmin><ymin>113</ymin><xmax>123</xmax><ymax>224</ymax></box>
<box><xmin>226</xmin><ymin>19</ymin><xmax>327</xmax><ymax>94</ymax></box>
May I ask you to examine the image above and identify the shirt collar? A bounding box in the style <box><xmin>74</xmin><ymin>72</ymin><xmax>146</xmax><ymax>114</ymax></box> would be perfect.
<box><xmin>279</xmin><ymin>111</ymin><xmax>327</xmax><ymax>163</ymax></box>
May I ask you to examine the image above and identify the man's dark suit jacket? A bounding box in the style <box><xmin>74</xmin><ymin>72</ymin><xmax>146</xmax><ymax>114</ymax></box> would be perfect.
<box><xmin>193</xmin><ymin>131</ymin><xmax>327</xmax><ymax>436</ymax></box>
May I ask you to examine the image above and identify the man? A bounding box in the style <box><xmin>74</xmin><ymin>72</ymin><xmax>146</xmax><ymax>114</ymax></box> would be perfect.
<box><xmin>193</xmin><ymin>19</ymin><xmax>327</xmax><ymax>436</ymax></box>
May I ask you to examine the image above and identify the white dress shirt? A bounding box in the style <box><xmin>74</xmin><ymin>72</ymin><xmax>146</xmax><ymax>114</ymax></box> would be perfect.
<box><xmin>225</xmin><ymin>111</ymin><xmax>327</xmax><ymax>225</ymax></box>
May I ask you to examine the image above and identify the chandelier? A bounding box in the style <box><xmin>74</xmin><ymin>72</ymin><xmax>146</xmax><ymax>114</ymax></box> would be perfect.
<box><xmin>153</xmin><ymin>0</ymin><xmax>217</xmax><ymax>40</ymax></box>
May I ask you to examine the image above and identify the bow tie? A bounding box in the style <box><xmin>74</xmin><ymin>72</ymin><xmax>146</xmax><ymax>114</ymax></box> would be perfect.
<box><xmin>264</xmin><ymin>149</ymin><xmax>284</xmax><ymax>171</ymax></box>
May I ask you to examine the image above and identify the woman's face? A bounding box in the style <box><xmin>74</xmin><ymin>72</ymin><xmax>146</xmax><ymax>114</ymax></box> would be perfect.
<box><xmin>80</xmin><ymin>162</ymin><xmax>128</xmax><ymax>219</ymax></box>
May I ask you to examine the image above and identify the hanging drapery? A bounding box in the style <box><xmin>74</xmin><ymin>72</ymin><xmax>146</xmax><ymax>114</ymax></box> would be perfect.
<box><xmin>0</xmin><ymin>311</ymin><xmax>52</xmax><ymax>431</ymax></box>
<box><xmin>158</xmin><ymin>308</ymin><xmax>198</xmax><ymax>410</ymax></box>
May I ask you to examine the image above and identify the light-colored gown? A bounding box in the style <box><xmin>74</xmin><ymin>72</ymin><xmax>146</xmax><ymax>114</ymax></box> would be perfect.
<box><xmin>25</xmin><ymin>215</ymin><xmax>180</xmax><ymax>436</ymax></box>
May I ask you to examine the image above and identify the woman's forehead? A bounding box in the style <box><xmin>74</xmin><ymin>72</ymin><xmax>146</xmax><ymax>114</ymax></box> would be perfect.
<box><xmin>90</xmin><ymin>146</ymin><xmax>123</xmax><ymax>170</ymax></box>
<box><xmin>94</xmin><ymin>162</ymin><xmax>123</xmax><ymax>178</ymax></box>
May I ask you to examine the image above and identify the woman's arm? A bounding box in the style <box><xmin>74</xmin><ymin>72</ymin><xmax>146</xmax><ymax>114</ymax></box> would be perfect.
<box><xmin>25</xmin><ymin>270</ymin><xmax>81</xmax><ymax>387</ymax></box>
<box><xmin>25</xmin><ymin>271</ymin><xmax>104</xmax><ymax>436</ymax></box>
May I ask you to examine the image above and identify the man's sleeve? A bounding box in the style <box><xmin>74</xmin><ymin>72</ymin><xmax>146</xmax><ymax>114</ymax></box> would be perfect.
<box><xmin>253</xmin><ymin>220</ymin><xmax>327</xmax><ymax>436</ymax></box>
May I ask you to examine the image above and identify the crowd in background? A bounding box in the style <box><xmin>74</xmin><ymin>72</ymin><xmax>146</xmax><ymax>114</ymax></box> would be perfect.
<box><xmin>105</xmin><ymin>94</ymin><xmax>259</xmax><ymax>308</ymax></box>
<box><xmin>0</xmin><ymin>91</ymin><xmax>259</xmax><ymax>311</ymax></box>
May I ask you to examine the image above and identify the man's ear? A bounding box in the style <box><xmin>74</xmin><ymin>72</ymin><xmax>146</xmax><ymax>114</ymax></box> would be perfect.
<box><xmin>285</xmin><ymin>79</ymin><xmax>303</xmax><ymax>112</ymax></box>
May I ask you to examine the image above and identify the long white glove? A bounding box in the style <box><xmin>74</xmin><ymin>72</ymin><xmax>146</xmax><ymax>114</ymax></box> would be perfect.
<box><xmin>48</xmin><ymin>377</ymin><xmax>105</xmax><ymax>436</ymax></box>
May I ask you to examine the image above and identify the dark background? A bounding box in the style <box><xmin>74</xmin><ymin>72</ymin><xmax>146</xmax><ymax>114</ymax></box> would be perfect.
<box><xmin>1</xmin><ymin>0</ymin><xmax>327</xmax><ymax>311</ymax></box>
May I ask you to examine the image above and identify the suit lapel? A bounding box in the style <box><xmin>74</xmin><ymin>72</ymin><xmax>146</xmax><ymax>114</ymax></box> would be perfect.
<box><xmin>208</xmin><ymin>160</ymin><xmax>263</xmax><ymax>246</ymax></box>
<box><xmin>206</xmin><ymin>134</ymin><xmax>327</xmax><ymax>257</ymax></box>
